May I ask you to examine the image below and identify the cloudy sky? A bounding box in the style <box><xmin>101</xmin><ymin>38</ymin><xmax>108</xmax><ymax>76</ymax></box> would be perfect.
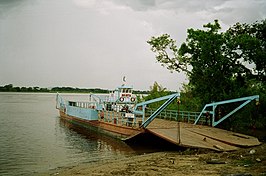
<box><xmin>0</xmin><ymin>0</ymin><xmax>265</xmax><ymax>91</ymax></box>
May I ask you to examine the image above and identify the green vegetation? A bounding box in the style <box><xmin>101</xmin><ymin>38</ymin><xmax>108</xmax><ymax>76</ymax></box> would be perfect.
<box><xmin>0</xmin><ymin>84</ymin><xmax>50</xmax><ymax>92</ymax></box>
<box><xmin>139</xmin><ymin>81</ymin><xmax>200</xmax><ymax>112</ymax></box>
<box><xmin>0</xmin><ymin>84</ymin><xmax>106</xmax><ymax>93</ymax></box>
<box><xmin>50</xmin><ymin>87</ymin><xmax>109</xmax><ymax>93</ymax></box>
<box><xmin>0</xmin><ymin>83</ymin><xmax>149</xmax><ymax>94</ymax></box>
<box><xmin>147</xmin><ymin>19</ymin><xmax>266</xmax><ymax>133</ymax></box>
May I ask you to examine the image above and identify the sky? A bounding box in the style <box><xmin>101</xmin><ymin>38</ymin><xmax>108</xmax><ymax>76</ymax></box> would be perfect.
<box><xmin>0</xmin><ymin>0</ymin><xmax>265</xmax><ymax>91</ymax></box>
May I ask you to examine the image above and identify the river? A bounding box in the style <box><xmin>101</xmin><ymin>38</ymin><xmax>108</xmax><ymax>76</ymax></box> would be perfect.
<box><xmin>0</xmin><ymin>93</ymin><xmax>146</xmax><ymax>176</ymax></box>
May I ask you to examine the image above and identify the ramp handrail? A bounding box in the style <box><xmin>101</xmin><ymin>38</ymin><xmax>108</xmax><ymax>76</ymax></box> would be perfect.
<box><xmin>194</xmin><ymin>95</ymin><xmax>259</xmax><ymax>127</ymax></box>
<box><xmin>133</xmin><ymin>93</ymin><xmax>180</xmax><ymax>128</ymax></box>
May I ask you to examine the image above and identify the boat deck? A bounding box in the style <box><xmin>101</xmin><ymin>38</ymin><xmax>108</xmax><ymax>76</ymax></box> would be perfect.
<box><xmin>146</xmin><ymin>118</ymin><xmax>260</xmax><ymax>151</ymax></box>
<box><xmin>100</xmin><ymin>112</ymin><xmax>260</xmax><ymax>151</ymax></box>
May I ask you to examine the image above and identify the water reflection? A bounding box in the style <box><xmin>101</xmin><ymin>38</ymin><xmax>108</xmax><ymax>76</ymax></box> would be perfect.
<box><xmin>0</xmin><ymin>93</ymin><xmax>138</xmax><ymax>176</ymax></box>
<box><xmin>58</xmin><ymin>118</ymin><xmax>183</xmax><ymax>155</ymax></box>
<box><xmin>58</xmin><ymin>118</ymin><xmax>136</xmax><ymax>156</ymax></box>
<box><xmin>0</xmin><ymin>93</ymin><xmax>178</xmax><ymax>176</ymax></box>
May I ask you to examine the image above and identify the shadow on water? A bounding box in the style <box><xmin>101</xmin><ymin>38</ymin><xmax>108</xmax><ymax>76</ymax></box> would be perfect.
<box><xmin>59</xmin><ymin>118</ymin><xmax>185</xmax><ymax>155</ymax></box>
<box><xmin>59</xmin><ymin>119</ymin><xmax>135</xmax><ymax>154</ymax></box>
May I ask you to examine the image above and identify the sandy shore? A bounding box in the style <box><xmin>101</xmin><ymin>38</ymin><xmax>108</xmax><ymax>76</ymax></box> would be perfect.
<box><xmin>40</xmin><ymin>143</ymin><xmax>265</xmax><ymax>176</ymax></box>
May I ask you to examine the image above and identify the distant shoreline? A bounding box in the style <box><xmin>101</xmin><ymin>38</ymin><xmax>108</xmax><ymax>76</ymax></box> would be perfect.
<box><xmin>0</xmin><ymin>84</ymin><xmax>149</xmax><ymax>94</ymax></box>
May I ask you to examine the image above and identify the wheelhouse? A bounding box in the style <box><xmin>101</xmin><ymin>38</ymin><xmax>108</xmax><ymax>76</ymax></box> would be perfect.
<box><xmin>108</xmin><ymin>85</ymin><xmax>136</xmax><ymax>104</ymax></box>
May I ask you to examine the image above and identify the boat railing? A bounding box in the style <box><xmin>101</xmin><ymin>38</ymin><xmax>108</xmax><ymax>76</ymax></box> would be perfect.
<box><xmin>100</xmin><ymin>110</ymin><xmax>142</xmax><ymax>128</ymax></box>
<box><xmin>69</xmin><ymin>102</ymin><xmax>204</xmax><ymax>126</ymax></box>
<box><xmin>56</xmin><ymin>93</ymin><xmax>66</xmax><ymax>111</ymax></box>
<box><xmin>99</xmin><ymin>107</ymin><xmax>202</xmax><ymax>128</ymax></box>
<box><xmin>68</xmin><ymin>101</ymin><xmax>99</xmax><ymax>110</ymax></box>
<box><xmin>145</xmin><ymin>109</ymin><xmax>203</xmax><ymax>124</ymax></box>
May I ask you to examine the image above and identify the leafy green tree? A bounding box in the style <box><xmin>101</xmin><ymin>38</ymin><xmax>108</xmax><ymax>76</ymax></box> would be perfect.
<box><xmin>148</xmin><ymin>19</ymin><xmax>265</xmax><ymax>104</ymax></box>
<box><xmin>33</xmin><ymin>87</ymin><xmax>40</xmax><ymax>91</ymax></box>
<box><xmin>147</xmin><ymin>34</ymin><xmax>190</xmax><ymax>74</ymax></box>
<box><xmin>149</xmin><ymin>20</ymin><xmax>232</xmax><ymax>104</ymax></box>
<box><xmin>13</xmin><ymin>87</ymin><xmax>21</xmax><ymax>92</ymax></box>
<box><xmin>144</xmin><ymin>82</ymin><xmax>169</xmax><ymax>100</ymax></box>
<box><xmin>20</xmin><ymin>87</ymin><xmax>28</xmax><ymax>92</ymax></box>
<box><xmin>147</xmin><ymin>19</ymin><xmax>266</xmax><ymax>131</ymax></box>
<box><xmin>179</xmin><ymin>84</ymin><xmax>202</xmax><ymax>111</ymax></box>
<box><xmin>224</xmin><ymin>20</ymin><xmax>266</xmax><ymax>129</ymax></box>
<box><xmin>227</xmin><ymin>20</ymin><xmax>266</xmax><ymax>82</ymax></box>
<box><xmin>142</xmin><ymin>82</ymin><xmax>171</xmax><ymax>109</ymax></box>
<box><xmin>4</xmin><ymin>84</ymin><xmax>13</xmax><ymax>91</ymax></box>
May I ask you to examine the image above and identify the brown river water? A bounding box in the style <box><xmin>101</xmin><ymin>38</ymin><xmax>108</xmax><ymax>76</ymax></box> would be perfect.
<box><xmin>0</xmin><ymin>93</ymin><xmax>164</xmax><ymax>176</ymax></box>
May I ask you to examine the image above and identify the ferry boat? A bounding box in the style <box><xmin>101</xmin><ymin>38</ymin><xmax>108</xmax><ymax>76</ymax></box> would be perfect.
<box><xmin>56</xmin><ymin>82</ymin><xmax>147</xmax><ymax>140</ymax></box>
<box><xmin>56</xmin><ymin>81</ymin><xmax>261</xmax><ymax>151</ymax></box>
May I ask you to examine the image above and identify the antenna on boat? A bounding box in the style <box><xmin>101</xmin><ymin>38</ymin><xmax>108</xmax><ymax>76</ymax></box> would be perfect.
<box><xmin>122</xmin><ymin>76</ymin><xmax>126</xmax><ymax>85</ymax></box>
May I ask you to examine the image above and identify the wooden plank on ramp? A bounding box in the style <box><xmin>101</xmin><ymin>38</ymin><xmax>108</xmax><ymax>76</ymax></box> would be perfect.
<box><xmin>185</xmin><ymin>125</ymin><xmax>260</xmax><ymax>147</ymax></box>
<box><xmin>147</xmin><ymin>127</ymin><xmax>238</xmax><ymax>151</ymax></box>
<box><xmin>146</xmin><ymin>119</ymin><xmax>260</xmax><ymax>151</ymax></box>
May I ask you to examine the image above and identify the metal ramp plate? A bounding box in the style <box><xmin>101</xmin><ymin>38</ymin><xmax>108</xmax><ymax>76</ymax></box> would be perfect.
<box><xmin>147</xmin><ymin>119</ymin><xmax>260</xmax><ymax>151</ymax></box>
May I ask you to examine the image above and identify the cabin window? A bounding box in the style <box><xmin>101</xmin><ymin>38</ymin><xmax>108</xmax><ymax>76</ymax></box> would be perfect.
<box><xmin>69</xmin><ymin>101</ymin><xmax>76</xmax><ymax>106</ymax></box>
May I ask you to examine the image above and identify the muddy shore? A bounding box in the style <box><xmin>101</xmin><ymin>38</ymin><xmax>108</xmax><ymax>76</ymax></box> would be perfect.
<box><xmin>40</xmin><ymin>143</ymin><xmax>265</xmax><ymax>176</ymax></box>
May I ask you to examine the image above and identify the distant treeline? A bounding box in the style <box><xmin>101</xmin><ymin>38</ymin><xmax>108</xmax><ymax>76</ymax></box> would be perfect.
<box><xmin>0</xmin><ymin>84</ymin><xmax>149</xmax><ymax>94</ymax></box>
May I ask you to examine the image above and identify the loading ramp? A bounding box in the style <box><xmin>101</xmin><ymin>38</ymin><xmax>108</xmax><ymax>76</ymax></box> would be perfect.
<box><xmin>132</xmin><ymin>94</ymin><xmax>260</xmax><ymax>151</ymax></box>
<box><xmin>146</xmin><ymin>119</ymin><xmax>260</xmax><ymax>151</ymax></box>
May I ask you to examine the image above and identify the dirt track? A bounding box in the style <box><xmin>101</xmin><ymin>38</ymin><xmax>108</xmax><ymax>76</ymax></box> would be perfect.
<box><xmin>42</xmin><ymin>143</ymin><xmax>265</xmax><ymax>176</ymax></box>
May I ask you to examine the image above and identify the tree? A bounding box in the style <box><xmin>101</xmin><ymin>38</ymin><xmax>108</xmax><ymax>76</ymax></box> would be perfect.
<box><xmin>147</xmin><ymin>19</ymin><xmax>266</xmax><ymax>105</ymax></box>
<box><xmin>147</xmin><ymin>34</ymin><xmax>191</xmax><ymax>74</ymax></box>
<box><xmin>227</xmin><ymin>20</ymin><xmax>266</xmax><ymax>82</ymax></box>
<box><xmin>4</xmin><ymin>84</ymin><xmax>13</xmax><ymax>91</ymax></box>
<box><xmin>148</xmin><ymin>20</ymin><xmax>234</xmax><ymax>104</ymax></box>
<box><xmin>180</xmin><ymin>20</ymin><xmax>238</xmax><ymax>103</ymax></box>
<box><xmin>147</xmin><ymin>19</ymin><xmax>266</xmax><ymax>130</ymax></box>
<box><xmin>142</xmin><ymin>82</ymin><xmax>171</xmax><ymax>109</ymax></box>
<box><xmin>144</xmin><ymin>82</ymin><xmax>168</xmax><ymax>100</ymax></box>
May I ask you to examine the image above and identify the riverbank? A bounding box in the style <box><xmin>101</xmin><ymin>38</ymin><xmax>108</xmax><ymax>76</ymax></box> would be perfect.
<box><xmin>41</xmin><ymin>143</ymin><xmax>265</xmax><ymax>176</ymax></box>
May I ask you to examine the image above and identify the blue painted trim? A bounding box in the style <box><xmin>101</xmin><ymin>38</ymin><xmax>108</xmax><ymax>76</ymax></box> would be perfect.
<box><xmin>194</xmin><ymin>95</ymin><xmax>259</xmax><ymax>126</ymax></box>
<box><xmin>141</xmin><ymin>94</ymin><xmax>179</xmax><ymax>128</ymax></box>
<box><xmin>133</xmin><ymin>93</ymin><xmax>180</xmax><ymax>128</ymax></box>
<box><xmin>66</xmin><ymin>105</ymin><xmax>98</xmax><ymax>120</ymax></box>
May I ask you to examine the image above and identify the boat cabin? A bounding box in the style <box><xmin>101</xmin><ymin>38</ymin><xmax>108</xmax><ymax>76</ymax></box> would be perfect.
<box><xmin>108</xmin><ymin>84</ymin><xmax>136</xmax><ymax>104</ymax></box>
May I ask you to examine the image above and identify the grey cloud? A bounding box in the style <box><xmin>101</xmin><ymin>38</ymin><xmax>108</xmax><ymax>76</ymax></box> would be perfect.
<box><xmin>0</xmin><ymin>0</ymin><xmax>24</xmax><ymax>6</ymax></box>
<box><xmin>113</xmin><ymin>0</ymin><xmax>156</xmax><ymax>11</ymax></box>
<box><xmin>113</xmin><ymin>0</ymin><xmax>228</xmax><ymax>13</ymax></box>
<box><xmin>0</xmin><ymin>0</ymin><xmax>265</xmax><ymax>90</ymax></box>
<box><xmin>112</xmin><ymin>0</ymin><xmax>266</xmax><ymax>26</ymax></box>
<box><xmin>209</xmin><ymin>0</ymin><xmax>266</xmax><ymax>25</ymax></box>
<box><xmin>0</xmin><ymin>0</ymin><xmax>29</xmax><ymax>18</ymax></box>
